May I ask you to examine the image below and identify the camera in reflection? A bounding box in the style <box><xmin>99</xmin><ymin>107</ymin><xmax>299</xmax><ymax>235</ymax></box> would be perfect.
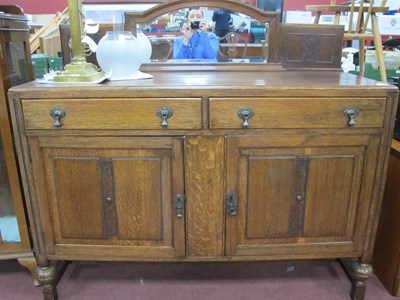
<box><xmin>190</xmin><ymin>20</ymin><xmax>200</xmax><ymax>29</ymax></box>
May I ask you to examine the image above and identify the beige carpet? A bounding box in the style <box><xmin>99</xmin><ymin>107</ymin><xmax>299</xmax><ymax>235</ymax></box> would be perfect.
<box><xmin>0</xmin><ymin>259</ymin><xmax>397</xmax><ymax>300</ymax></box>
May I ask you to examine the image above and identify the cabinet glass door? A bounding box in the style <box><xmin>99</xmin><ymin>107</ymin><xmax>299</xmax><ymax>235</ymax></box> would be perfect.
<box><xmin>0</xmin><ymin>133</ymin><xmax>20</xmax><ymax>243</ymax></box>
<box><xmin>4</xmin><ymin>40</ymin><xmax>29</xmax><ymax>86</ymax></box>
<box><xmin>0</xmin><ymin>38</ymin><xmax>32</xmax><ymax>246</ymax></box>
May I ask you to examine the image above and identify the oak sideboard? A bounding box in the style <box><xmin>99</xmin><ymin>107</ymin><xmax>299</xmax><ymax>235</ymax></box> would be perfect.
<box><xmin>8</xmin><ymin>68</ymin><xmax>398</xmax><ymax>299</ymax></box>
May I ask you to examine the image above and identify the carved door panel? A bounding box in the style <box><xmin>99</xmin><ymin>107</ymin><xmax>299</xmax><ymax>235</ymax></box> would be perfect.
<box><xmin>32</xmin><ymin>136</ymin><xmax>185</xmax><ymax>259</ymax></box>
<box><xmin>225</xmin><ymin>135</ymin><xmax>379</xmax><ymax>257</ymax></box>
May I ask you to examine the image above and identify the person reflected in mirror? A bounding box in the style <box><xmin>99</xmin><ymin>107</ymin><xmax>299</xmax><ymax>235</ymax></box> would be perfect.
<box><xmin>212</xmin><ymin>9</ymin><xmax>232</xmax><ymax>43</ymax></box>
<box><xmin>173</xmin><ymin>9</ymin><xmax>219</xmax><ymax>59</ymax></box>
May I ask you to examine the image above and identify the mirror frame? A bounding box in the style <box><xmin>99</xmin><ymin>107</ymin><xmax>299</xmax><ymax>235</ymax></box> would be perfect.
<box><xmin>124</xmin><ymin>0</ymin><xmax>281</xmax><ymax>63</ymax></box>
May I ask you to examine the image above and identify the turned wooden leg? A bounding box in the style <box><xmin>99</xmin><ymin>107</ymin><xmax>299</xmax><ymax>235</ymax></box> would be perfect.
<box><xmin>34</xmin><ymin>261</ymin><xmax>68</xmax><ymax>300</ymax></box>
<box><xmin>35</xmin><ymin>265</ymin><xmax>58</xmax><ymax>300</ymax></box>
<box><xmin>17</xmin><ymin>256</ymin><xmax>40</xmax><ymax>286</ymax></box>
<box><xmin>339</xmin><ymin>258</ymin><xmax>373</xmax><ymax>300</ymax></box>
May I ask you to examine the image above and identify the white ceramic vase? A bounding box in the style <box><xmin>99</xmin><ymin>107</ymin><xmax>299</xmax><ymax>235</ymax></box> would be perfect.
<box><xmin>96</xmin><ymin>31</ymin><xmax>142</xmax><ymax>80</ymax></box>
<box><xmin>137</xmin><ymin>32</ymin><xmax>152</xmax><ymax>63</ymax></box>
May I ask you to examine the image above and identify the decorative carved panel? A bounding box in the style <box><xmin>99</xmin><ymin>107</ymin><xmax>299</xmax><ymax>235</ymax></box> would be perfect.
<box><xmin>279</xmin><ymin>24</ymin><xmax>344</xmax><ymax>70</ymax></box>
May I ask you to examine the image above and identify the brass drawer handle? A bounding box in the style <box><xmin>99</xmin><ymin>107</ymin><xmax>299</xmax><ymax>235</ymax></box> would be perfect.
<box><xmin>50</xmin><ymin>108</ymin><xmax>66</xmax><ymax>127</ymax></box>
<box><xmin>344</xmin><ymin>107</ymin><xmax>359</xmax><ymax>127</ymax></box>
<box><xmin>238</xmin><ymin>108</ymin><xmax>254</xmax><ymax>128</ymax></box>
<box><xmin>156</xmin><ymin>107</ymin><xmax>173</xmax><ymax>128</ymax></box>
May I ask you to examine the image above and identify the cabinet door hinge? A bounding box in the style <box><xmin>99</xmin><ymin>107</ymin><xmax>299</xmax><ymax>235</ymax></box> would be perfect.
<box><xmin>227</xmin><ymin>192</ymin><xmax>237</xmax><ymax>216</ymax></box>
<box><xmin>175</xmin><ymin>194</ymin><xmax>185</xmax><ymax>218</ymax></box>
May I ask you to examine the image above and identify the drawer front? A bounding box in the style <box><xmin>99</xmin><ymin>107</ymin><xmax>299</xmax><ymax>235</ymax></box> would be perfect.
<box><xmin>209</xmin><ymin>98</ymin><xmax>386</xmax><ymax>129</ymax></box>
<box><xmin>22</xmin><ymin>98</ymin><xmax>202</xmax><ymax>130</ymax></box>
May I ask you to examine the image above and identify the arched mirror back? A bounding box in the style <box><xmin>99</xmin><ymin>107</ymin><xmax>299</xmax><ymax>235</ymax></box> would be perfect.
<box><xmin>124</xmin><ymin>0</ymin><xmax>280</xmax><ymax>63</ymax></box>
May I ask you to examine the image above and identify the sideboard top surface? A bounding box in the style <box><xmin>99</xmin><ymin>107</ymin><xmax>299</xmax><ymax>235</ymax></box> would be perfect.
<box><xmin>8</xmin><ymin>71</ymin><xmax>398</xmax><ymax>99</ymax></box>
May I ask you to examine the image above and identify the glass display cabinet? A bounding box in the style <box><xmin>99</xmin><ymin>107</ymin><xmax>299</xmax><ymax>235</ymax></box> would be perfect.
<box><xmin>0</xmin><ymin>5</ymin><xmax>37</xmax><ymax>282</ymax></box>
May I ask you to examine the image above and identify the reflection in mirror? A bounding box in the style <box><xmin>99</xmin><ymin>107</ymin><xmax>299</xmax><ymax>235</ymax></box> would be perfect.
<box><xmin>125</xmin><ymin>0</ymin><xmax>281</xmax><ymax>64</ymax></box>
<box><xmin>138</xmin><ymin>9</ymin><xmax>268</xmax><ymax>63</ymax></box>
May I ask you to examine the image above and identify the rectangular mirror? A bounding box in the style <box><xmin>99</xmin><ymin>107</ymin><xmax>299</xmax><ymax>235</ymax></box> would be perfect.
<box><xmin>124</xmin><ymin>0</ymin><xmax>281</xmax><ymax>64</ymax></box>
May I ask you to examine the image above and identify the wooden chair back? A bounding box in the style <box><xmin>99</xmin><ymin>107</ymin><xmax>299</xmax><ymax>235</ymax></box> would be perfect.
<box><xmin>346</xmin><ymin>0</ymin><xmax>387</xmax><ymax>35</ymax></box>
<box><xmin>306</xmin><ymin>0</ymin><xmax>390</xmax><ymax>81</ymax></box>
<box><xmin>308</xmin><ymin>0</ymin><xmax>388</xmax><ymax>37</ymax></box>
<box><xmin>150</xmin><ymin>38</ymin><xmax>173</xmax><ymax>62</ymax></box>
<box><xmin>218</xmin><ymin>32</ymin><xmax>248</xmax><ymax>59</ymax></box>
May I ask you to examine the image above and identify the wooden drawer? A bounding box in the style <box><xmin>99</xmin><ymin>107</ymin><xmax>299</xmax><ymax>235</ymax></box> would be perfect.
<box><xmin>209</xmin><ymin>98</ymin><xmax>386</xmax><ymax>129</ymax></box>
<box><xmin>22</xmin><ymin>98</ymin><xmax>202</xmax><ymax>130</ymax></box>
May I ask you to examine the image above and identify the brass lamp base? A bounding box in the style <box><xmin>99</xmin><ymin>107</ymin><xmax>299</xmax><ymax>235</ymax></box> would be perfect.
<box><xmin>53</xmin><ymin>63</ymin><xmax>105</xmax><ymax>82</ymax></box>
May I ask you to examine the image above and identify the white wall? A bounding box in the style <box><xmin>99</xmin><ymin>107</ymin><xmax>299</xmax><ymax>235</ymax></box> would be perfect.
<box><xmin>381</xmin><ymin>0</ymin><xmax>399</xmax><ymax>10</ymax></box>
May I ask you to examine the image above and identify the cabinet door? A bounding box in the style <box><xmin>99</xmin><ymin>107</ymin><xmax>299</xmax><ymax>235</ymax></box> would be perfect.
<box><xmin>225</xmin><ymin>135</ymin><xmax>379</xmax><ymax>257</ymax></box>
<box><xmin>31</xmin><ymin>137</ymin><xmax>185</xmax><ymax>259</ymax></box>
